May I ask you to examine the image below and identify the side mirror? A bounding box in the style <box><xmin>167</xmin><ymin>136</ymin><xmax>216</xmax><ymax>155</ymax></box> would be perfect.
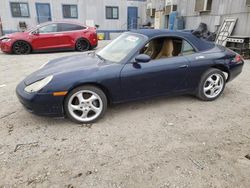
<box><xmin>135</xmin><ymin>54</ymin><xmax>151</xmax><ymax>63</ymax></box>
<box><xmin>32</xmin><ymin>30</ymin><xmax>39</xmax><ymax>35</ymax></box>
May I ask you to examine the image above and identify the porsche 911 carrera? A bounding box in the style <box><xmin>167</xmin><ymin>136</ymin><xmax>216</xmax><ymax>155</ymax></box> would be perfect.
<box><xmin>16</xmin><ymin>29</ymin><xmax>244</xmax><ymax>123</ymax></box>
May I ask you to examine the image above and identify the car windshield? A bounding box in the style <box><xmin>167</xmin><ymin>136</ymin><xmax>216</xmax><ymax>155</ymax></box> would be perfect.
<box><xmin>27</xmin><ymin>25</ymin><xmax>40</xmax><ymax>32</ymax></box>
<box><xmin>27</xmin><ymin>23</ymin><xmax>49</xmax><ymax>32</ymax></box>
<box><xmin>97</xmin><ymin>33</ymin><xmax>145</xmax><ymax>63</ymax></box>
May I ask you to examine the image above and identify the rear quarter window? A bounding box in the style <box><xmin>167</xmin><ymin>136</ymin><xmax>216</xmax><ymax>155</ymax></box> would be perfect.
<box><xmin>182</xmin><ymin>40</ymin><xmax>195</xmax><ymax>55</ymax></box>
<box><xmin>58</xmin><ymin>23</ymin><xmax>86</xmax><ymax>32</ymax></box>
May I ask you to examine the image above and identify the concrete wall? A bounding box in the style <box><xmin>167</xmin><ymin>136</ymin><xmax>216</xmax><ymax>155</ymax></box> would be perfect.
<box><xmin>0</xmin><ymin>0</ymin><xmax>146</xmax><ymax>34</ymax></box>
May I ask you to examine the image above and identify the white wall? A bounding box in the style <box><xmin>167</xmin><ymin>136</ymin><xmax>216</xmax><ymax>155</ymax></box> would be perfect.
<box><xmin>0</xmin><ymin>0</ymin><xmax>146</xmax><ymax>33</ymax></box>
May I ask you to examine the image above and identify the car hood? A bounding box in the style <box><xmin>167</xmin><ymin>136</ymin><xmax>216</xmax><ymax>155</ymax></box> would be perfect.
<box><xmin>0</xmin><ymin>32</ymin><xmax>28</xmax><ymax>40</ymax></box>
<box><xmin>24</xmin><ymin>53</ymin><xmax>105</xmax><ymax>85</ymax></box>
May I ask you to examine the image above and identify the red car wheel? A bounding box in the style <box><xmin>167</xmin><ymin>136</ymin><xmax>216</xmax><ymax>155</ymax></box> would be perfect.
<box><xmin>12</xmin><ymin>41</ymin><xmax>31</xmax><ymax>55</ymax></box>
<box><xmin>75</xmin><ymin>39</ymin><xmax>90</xmax><ymax>52</ymax></box>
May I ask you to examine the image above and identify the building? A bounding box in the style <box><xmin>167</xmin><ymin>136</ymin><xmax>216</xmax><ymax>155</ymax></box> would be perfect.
<box><xmin>146</xmin><ymin>0</ymin><xmax>250</xmax><ymax>36</ymax></box>
<box><xmin>0</xmin><ymin>0</ymin><xmax>147</xmax><ymax>36</ymax></box>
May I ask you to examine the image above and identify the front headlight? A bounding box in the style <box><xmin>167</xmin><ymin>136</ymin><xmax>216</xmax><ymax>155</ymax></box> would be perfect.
<box><xmin>1</xmin><ymin>38</ymin><xmax>11</xmax><ymax>42</ymax></box>
<box><xmin>25</xmin><ymin>75</ymin><xmax>53</xmax><ymax>93</ymax></box>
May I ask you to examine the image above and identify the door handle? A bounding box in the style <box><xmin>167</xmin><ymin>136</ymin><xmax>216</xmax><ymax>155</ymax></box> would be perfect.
<box><xmin>178</xmin><ymin>65</ymin><xmax>188</xmax><ymax>68</ymax></box>
<box><xmin>54</xmin><ymin>33</ymin><xmax>63</xmax><ymax>36</ymax></box>
<box><xmin>195</xmin><ymin>55</ymin><xmax>205</xmax><ymax>59</ymax></box>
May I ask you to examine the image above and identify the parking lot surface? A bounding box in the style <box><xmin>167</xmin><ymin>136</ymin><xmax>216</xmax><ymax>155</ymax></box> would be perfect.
<box><xmin>0</xmin><ymin>42</ymin><xmax>250</xmax><ymax>187</ymax></box>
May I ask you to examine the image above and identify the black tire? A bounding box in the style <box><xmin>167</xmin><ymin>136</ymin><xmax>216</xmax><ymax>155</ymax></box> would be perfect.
<box><xmin>64</xmin><ymin>85</ymin><xmax>107</xmax><ymax>124</ymax></box>
<box><xmin>197</xmin><ymin>68</ymin><xmax>226</xmax><ymax>101</ymax></box>
<box><xmin>75</xmin><ymin>39</ymin><xmax>90</xmax><ymax>51</ymax></box>
<box><xmin>12</xmin><ymin>41</ymin><xmax>31</xmax><ymax>54</ymax></box>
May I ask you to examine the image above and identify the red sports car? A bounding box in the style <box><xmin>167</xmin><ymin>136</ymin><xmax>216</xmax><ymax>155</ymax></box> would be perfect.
<box><xmin>0</xmin><ymin>21</ymin><xmax>98</xmax><ymax>54</ymax></box>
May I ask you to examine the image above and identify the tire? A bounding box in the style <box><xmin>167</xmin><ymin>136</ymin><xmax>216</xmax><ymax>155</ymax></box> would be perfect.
<box><xmin>12</xmin><ymin>41</ymin><xmax>31</xmax><ymax>54</ymax></box>
<box><xmin>197</xmin><ymin>68</ymin><xmax>226</xmax><ymax>101</ymax></box>
<box><xmin>64</xmin><ymin>85</ymin><xmax>107</xmax><ymax>124</ymax></box>
<box><xmin>75</xmin><ymin>39</ymin><xmax>90</xmax><ymax>51</ymax></box>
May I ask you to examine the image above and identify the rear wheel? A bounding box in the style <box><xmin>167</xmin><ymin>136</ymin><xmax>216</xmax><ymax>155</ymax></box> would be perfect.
<box><xmin>197</xmin><ymin>68</ymin><xmax>226</xmax><ymax>101</ymax></box>
<box><xmin>75</xmin><ymin>39</ymin><xmax>90</xmax><ymax>51</ymax></box>
<box><xmin>64</xmin><ymin>86</ymin><xmax>107</xmax><ymax>124</ymax></box>
<box><xmin>12</xmin><ymin>41</ymin><xmax>31</xmax><ymax>54</ymax></box>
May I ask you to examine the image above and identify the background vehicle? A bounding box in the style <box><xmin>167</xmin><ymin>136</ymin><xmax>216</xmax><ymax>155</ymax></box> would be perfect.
<box><xmin>0</xmin><ymin>21</ymin><xmax>98</xmax><ymax>54</ymax></box>
<box><xmin>16</xmin><ymin>30</ymin><xmax>244</xmax><ymax>123</ymax></box>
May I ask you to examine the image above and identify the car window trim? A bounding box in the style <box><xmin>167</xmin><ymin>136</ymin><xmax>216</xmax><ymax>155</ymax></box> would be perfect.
<box><xmin>180</xmin><ymin>39</ymin><xmax>196</xmax><ymax>56</ymax></box>
<box><xmin>147</xmin><ymin>35</ymin><xmax>199</xmax><ymax>53</ymax></box>
<box><xmin>29</xmin><ymin>23</ymin><xmax>88</xmax><ymax>35</ymax></box>
<box><xmin>57</xmin><ymin>23</ymin><xmax>86</xmax><ymax>32</ymax></box>
<box><xmin>36</xmin><ymin>23</ymin><xmax>58</xmax><ymax>34</ymax></box>
<box><xmin>129</xmin><ymin>35</ymin><xmax>199</xmax><ymax>63</ymax></box>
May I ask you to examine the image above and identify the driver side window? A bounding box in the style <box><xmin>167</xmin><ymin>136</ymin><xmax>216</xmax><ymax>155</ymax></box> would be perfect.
<box><xmin>140</xmin><ymin>37</ymin><xmax>195</xmax><ymax>60</ymax></box>
<box><xmin>38</xmin><ymin>24</ymin><xmax>58</xmax><ymax>33</ymax></box>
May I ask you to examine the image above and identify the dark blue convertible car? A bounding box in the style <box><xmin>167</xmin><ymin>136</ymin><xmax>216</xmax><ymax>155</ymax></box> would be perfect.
<box><xmin>16</xmin><ymin>29</ymin><xmax>244</xmax><ymax>123</ymax></box>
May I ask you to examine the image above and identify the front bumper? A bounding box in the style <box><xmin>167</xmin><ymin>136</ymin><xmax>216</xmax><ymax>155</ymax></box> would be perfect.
<box><xmin>16</xmin><ymin>81</ymin><xmax>65</xmax><ymax>117</ymax></box>
<box><xmin>0</xmin><ymin>40</ymin><xmax>12</xmax><ymax>53</ymax></box>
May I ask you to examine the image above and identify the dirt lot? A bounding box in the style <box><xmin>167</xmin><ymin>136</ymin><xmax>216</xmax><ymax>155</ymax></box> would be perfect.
<box><xmin>0</xmin><ymin>42</ymin><xmax>250</xmax><ymax>188</ymax></box>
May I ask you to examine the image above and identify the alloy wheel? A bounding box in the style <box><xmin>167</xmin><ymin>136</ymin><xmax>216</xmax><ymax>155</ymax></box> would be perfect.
<box><xmin>76</xmin><ymin>40</ymin><xmax>89</xmax><ymax>51</ymax></box>
<box><xmin>13</xmin><ymin>41</ymin><xmax>30</xmax><ymax>54</ymax></box>
<box><xmin>68</xmin><ymin>90</ymin><xmax>103</xmax><ymax>122</ymax></box>
<box><xmin>203</xmin><ymin>73</ymin><xmax>224</xmax><ymax>99</ymax></box>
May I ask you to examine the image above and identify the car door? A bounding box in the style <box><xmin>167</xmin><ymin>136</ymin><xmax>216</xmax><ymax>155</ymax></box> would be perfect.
<box><xmin>30</xmin><ymin>23</ymin><xmax>62</xmax><ymax>50</ymax></box>
<box><xmin>120</xmin><ymin>55</ymin><xmax>190</xmax><ymax>100</ymax></box>
<box><xmin>181</xmin><ymin>40</ymin><xmax>212</xmax><ymax>90</ymax></box>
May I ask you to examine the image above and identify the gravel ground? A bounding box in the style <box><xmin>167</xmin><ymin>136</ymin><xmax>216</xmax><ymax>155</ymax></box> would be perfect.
<box><xmin>0</xmin><ymin>42</ymin><xmax>250</xmax><ymax>188</ymax></box>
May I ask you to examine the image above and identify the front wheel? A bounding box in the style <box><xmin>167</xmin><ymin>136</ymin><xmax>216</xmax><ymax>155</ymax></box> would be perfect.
<box><xmin>197</xmin><ymin>68</ymin><xmax>226</xmax><ymax>101</ymax></box>
<box><xmin>12</xmin><ymin>41</ymin><xmax>31</xmax><ymax>54</ymax></box>
<box><xmin>64</xmin><ymin>86</ymin><xmax>107</xmax><ymax>124</ymax></box>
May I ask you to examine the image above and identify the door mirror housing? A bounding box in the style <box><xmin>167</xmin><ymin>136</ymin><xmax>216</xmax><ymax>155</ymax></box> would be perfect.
<box><xmin>31</xmin><ymin>30</ymin><xmax>39</xmax><ymax>35</ymax></box>
<box><xmin>135</xmin><ymin>54</ymin><xmax>151</xmax><ymax>63</ymax></box>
